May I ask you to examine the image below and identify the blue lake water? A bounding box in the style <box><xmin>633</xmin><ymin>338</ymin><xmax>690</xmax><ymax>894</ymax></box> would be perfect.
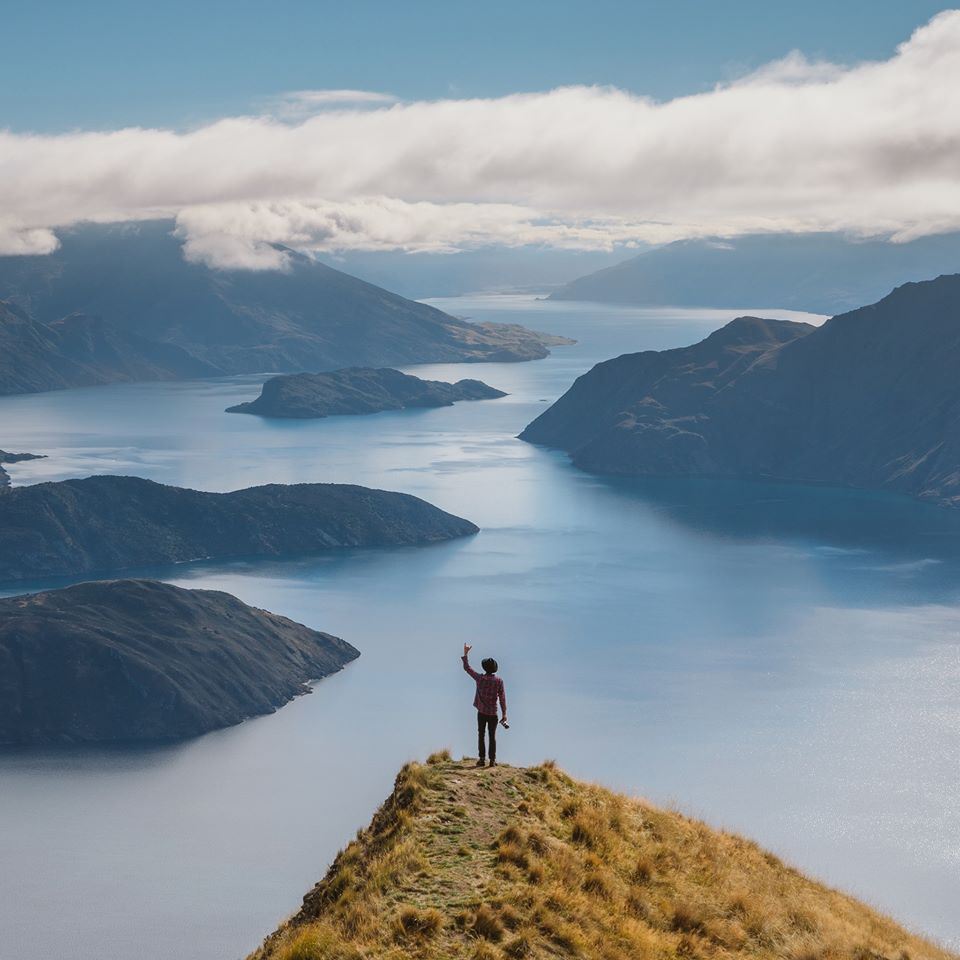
<box><xmin>1</xmin><ymin>295</ymin><xmax>959</xmax><ymax>959</ymax></box>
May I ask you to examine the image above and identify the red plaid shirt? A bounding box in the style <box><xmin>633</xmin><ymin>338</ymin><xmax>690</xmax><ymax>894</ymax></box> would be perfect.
<box><xmin>462</xmin><ymin>655</ymin><xmax>507</xmax><ymax>717</ymax></box>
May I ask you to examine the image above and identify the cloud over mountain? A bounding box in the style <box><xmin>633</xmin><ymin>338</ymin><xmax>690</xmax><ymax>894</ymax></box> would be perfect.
<box><xmin>3</xmin><ymin>11</ymin><xmax>960</xmax><ymax>267</ymax></box>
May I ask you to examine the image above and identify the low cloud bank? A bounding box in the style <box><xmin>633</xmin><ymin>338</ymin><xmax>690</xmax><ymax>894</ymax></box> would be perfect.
<box><xmin>3</xmin><ymin>11</ymin><xmax>960</xmax><ymax>268</ymax></box>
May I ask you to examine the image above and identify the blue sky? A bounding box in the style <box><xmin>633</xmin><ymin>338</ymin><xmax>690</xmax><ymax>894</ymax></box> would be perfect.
<box><xmin>2</xmin><ymin>0</ymin><xmax>951</xmax><ymax>132</ymax></box>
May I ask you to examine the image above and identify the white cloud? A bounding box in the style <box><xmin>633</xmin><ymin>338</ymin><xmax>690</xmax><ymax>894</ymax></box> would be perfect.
<box><xmin>278</xmin><ymin>89</ymin><xmax>397</xmax><ymax>105</ymax></box>
<box><xmin>174</xmin><ymin>198</ymin><xmax>654</xmax><ymax>270</ymax></box>
<box><xmin>0</xmin><ymin>219</ymin><xmax>59</xmax><ymax>256</ymax></box>
<box><xmin>3</xmin><ymin>11</ymin><xmax>960</xmax><ymax>266</ymax></box>
<box><xmin>262</xmin><ymin>88</ymin><xmax>399</xmax><ymax>120</ymax></box>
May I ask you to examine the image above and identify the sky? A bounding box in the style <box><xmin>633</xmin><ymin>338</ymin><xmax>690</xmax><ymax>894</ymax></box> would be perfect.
<box><xmin>2</xmin><ymin>0</ymin><xmax>950</xmax><ymax>131</ymax></box>
<box><xmin>2</xmin><ymin>1</ymin><xmax>959</xmax><ymax>266</ymax></box>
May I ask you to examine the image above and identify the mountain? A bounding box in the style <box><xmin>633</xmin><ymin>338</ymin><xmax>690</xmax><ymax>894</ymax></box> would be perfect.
<box><xmin>522</xmin><ymin>274</ymin><xmax>960</xmax><ymax>508</ymax></box>
<box><xmin>0</xmin><ymin>475</ymin><xmax>478</xmax><ymax>582</ymax></box>
<box><xmin>227</xmin><ymin>367</ymin><xmax>506</xmax><ymax>419</ymax></box>
<box><xmin>0</xmin><ymin>222</ymin><xmax>566</xmax><ymax>393</ymax></box>
<box><xmin>248</xmin><ymin>755</ymin><xmax>950</xmax><ymax>960</ymax></box>
<box><xmin>0</xmin><ymin>300</ymin><xmax>215</xmax><ymax>396</ymax></box>
<box><xmin>551</xmin><ymin>232</ymin><xmax>960</xmax><ymax>314</ymax></box>
<box><xmin>327</xmin><ymin>246</ymin><xmax>627</xmax><ymax>298</ymax></box>
<box><xmin>0</xmin><ymin>449</ymin><xmax>44</xmax><ymax>489</ymax></box>
<box><xmin>0</xmin><ymin>579</ymin><xmax>358</xmax><ymax>744</ymax></box>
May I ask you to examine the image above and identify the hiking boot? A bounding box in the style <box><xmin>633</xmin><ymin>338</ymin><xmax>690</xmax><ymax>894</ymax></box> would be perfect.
<box><xmin>475</xmin><ymin>759</ymin><xmax>486</xmax><ymax>768</ymax></box>
<box><xmin>488</xmin><ymin>760</ymin><xmax>497</xmax><ymax>768</ymax></box>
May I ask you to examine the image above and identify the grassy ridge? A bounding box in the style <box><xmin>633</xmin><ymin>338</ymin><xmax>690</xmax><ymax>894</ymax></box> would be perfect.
<box><xmin>250</xmin><ymin>755</ymin><xmax>954</xmax><ymax>960</ymax></box>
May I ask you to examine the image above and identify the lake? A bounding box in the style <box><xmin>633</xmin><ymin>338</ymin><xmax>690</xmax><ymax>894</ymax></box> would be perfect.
<box><xmin>1</xmin><ymin>295</ymin><xmax>958</xmax><ymax>959</ymax></box>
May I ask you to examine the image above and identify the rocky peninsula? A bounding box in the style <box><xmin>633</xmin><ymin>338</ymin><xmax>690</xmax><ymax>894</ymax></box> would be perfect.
<box><xmin>0</xmin><ymin>475</ymin><xmax>478</xmax><ymax>582</ymax></box>
<box><xmin>0</xmin><ymin>579</ymin><xmax>359</xmax><ymax>744</ymax></box>
<box><xmin>523</xmin><ymin>274</ymin><xmax>960</xmax><ymax>508</ymax></box>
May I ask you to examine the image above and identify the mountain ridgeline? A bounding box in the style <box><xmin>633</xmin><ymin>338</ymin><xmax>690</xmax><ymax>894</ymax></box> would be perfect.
<box><xmin>249</xmin><ymin>756</ymin><xmax>952</xmax><ymax>960</ymax></box>
<box><xmin>0</xmin><ymin>300</ymin><xmax>217</xmax><ymax>395</ymax></box>
<box><xmin>227</xmin><ymin>367</ymin><xmax>507</xmax><ymax>419</ymax></box>
<box><xmin>0</xmin><ymin>475</ymin><xmax>478</xmax><ymax>583</ymax></box>
<box><xmin>0</xmin><ymin>579</ymin><xmax>358</xmax><ymax>744</ymax></box>
<box><xmin>0</xmin><ymin>221</ymin><xmax>568</xmax><ymax>396</ymax></box>
<box><xmin>550</xmin><ymin>232</ymin><xmax>960</xmax><ymax>314</ymax></box>
<box><xmin>523</xmin><ymin>274</ymin><xmax>960</xmax><ymax>508</ymax></box>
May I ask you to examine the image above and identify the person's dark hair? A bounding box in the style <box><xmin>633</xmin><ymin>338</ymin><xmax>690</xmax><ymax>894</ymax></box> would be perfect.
<box><xmin>481</xmin><ymin>657</ymin><xmax>498</xmax><ymax>674</ymax></box>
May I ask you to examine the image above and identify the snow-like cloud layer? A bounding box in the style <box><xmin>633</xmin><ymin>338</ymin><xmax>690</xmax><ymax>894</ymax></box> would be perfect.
<box><xmin>3</xmin><ymin>11</ymin><xmax>960</xmax><ymax>267</ymax></box>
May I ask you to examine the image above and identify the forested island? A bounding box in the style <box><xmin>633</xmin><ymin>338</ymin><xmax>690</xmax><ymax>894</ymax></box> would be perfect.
<box><xmin>227</xmin><ymin>367</ymin><xmax>506</xmax><ymax>419</ymax></box>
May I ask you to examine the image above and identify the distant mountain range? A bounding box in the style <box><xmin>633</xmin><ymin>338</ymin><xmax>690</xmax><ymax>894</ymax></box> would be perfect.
<box><xmin>0</xmin><ymin>579</ymin><xmax>359</xmax><ymax>744</ymax></box>
<box><xmin>550</xmin><ymin>232</ymin><xmax>960</xmax><ymax>314</ymax></box>
<box><xmin>328</xmin><ymin>245</ymin><xmax>625</xmax><ymax>298</ymax></box>
<box><xmin>523</xmin><ymin>273</ymin><xmax>960</xmax><ymax>509</ymax></box>
<box><xmin>0</xmin><ymin>222</ymin><xmax>567</xmax><ymax>396</ymax></box>
<box><xmin>0</xmin><ymin>475</ymin><xmax>478</xmax><ymax>582</ymax></box>
<box><xmin>227</xmin><ymin>367</ymin><xmax>506</xmax><ymax>419</ymax></box>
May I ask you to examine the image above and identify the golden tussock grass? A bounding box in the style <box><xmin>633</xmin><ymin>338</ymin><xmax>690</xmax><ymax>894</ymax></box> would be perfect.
<box><xmin>248</xmin><ymin>757</ymin><xmax>955</xmax><ymax>960</ymax></box>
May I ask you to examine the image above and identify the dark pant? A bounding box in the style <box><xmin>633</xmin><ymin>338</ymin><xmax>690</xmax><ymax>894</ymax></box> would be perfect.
<box><xmin>477</xmin><ymin>712</ymin><xmax>498</xmax><ymax>762</ymax></box>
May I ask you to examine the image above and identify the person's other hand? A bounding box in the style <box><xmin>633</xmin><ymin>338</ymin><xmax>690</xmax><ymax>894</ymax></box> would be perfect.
<box><xmin>463</xmin><ymin>643</ymin><xmax>472</xmax><ymax>655</ymax></box>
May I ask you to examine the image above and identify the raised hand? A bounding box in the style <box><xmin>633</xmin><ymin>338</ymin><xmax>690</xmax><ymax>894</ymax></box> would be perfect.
<box><xmin>463</xmin><ymin>643</ymin><xmax>472</xmax><ymax>655</ymax></box>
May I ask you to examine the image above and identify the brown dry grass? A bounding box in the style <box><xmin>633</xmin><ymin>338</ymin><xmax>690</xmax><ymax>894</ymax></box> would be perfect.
<box><xmin>248</xmin><ymin>755</ymin><xmax>954</xmax><ymax>960</ymax></box>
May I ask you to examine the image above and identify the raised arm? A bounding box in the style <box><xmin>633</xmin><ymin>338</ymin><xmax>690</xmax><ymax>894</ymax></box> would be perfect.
<box><xmin>461</xmin><ymin>642</ymin><xmax>480</xmax><ymax>680</ymax></box>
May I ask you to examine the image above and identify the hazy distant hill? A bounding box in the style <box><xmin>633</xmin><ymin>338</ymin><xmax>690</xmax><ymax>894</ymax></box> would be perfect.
<box><xmin>0</xmin><ymin>222</ymin><xmax>565</xmax><ymax>394</ymax></box>
<box><xmin>329</xmin><ymin>245</ymin><xmax>626</xmax><ymax>298</ymax></box>
<box><xmin>551</xmin><ymin>232</ymin><xmax>960</xmax><ymax>314</ymax></box>
<box><xmin>0</xmin><ymin>579</ymin><xmax>359</xmax><ymax>744</ymax></box>
<box><xmin>524</xmin><ymin>274</ymin><xmax>960</xmax><ymax>508</ymax></box>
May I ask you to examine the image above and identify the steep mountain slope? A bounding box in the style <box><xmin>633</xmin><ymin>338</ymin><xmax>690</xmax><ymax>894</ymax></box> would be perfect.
<box><xmin>0</xmin><ymin>579</ymin><xmax>358</xmax><ymax>744</ymax></box>
<box><xmin>0</xmin><ymin>475</ymin><xmax>478</xmax><ymax>582</ymax></box>
<box><xmin>0</xmin><ymin>222</ymin><xmax>566</xmax><ymax>385</ymax></box>
<box><xmin>551</xmin><ymin>232</ymin><xmax>960</xmax><ymax>314</ymax></box>
<box><xmin>523</xmin><ymin>275</ymin><xmax>960</xmax><ymax>508</ymax></box>
<box><xmin>0</xmin><ymin>300</ymin><xmax>214</xmax><ymax>395</ymax></box>
<box><xmin>249</xmin><ymin>756</ymin><xmax>952</xmax><ymax>960</ymax></box>
<box><xmin>227</xmin><ymin>367</ymin><xmax>506</xmax><ymax>418</ymax></box>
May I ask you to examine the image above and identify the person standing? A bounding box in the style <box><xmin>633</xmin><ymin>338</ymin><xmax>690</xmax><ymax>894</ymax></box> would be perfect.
<box><xmin>461</xmin><ymin>643</ymin><xmax>507</xmax><ymax>767</ymax></box>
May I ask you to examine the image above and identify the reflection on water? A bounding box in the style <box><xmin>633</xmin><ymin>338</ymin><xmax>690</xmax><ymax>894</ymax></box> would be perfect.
<box><xmin>1</xmin><ymin>297</ymin><xmax>958</xmax><ymax>959</ymax></box>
